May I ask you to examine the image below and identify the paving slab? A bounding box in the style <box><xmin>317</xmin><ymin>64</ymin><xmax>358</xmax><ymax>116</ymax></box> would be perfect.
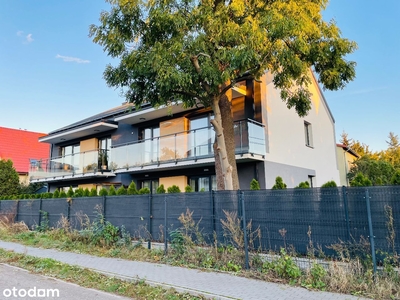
<box><xmin>0</xmin><ymin>240</ymin><xmax>368</xmax><ymax>300</ymax></box>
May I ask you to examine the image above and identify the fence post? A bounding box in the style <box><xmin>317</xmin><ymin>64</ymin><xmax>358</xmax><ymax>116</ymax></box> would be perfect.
<box><xmin>38</xmin><ymin>198</ymin><xmax>43</xmax><ymax>226</ymax></box>
<box><xmin>211</xmin><ymin>190</ymin><xmax>216</xmax><ymax>235</ymax></box>
<box><xmin>365</xmin><ymin>189</ymin><xmax>377</xmax><ymax>276</ymax></box>
<box><xmin>102</xmin><ymin>195</ymin><xmax>107</xmax><ymax>220</ymax></box>
<box><xmin>66</xmin><ymin>198</ymin><xmax>71</xmax><ymax>223</ymax></box>
<box><xmin>342</xmin><ymin>186</ymin><xmax>351</xmax><ymax>241</ymax></box>
<box><xmin>239</xmin><ymin>190</ymin><xmax>249</xmax><ymax>270</ymax></box>
<box><xmin>148</xmin><ymin>193</ymin><xmax>152</xmax><ymax>250</ymax></box>
<box><xmin>164</xmin><ymin>195</ymin><xmax>168</xmax><ymax>255</ymax></box>
<box><xmin>15</xmin><ymin>200</ymin><xmax>20</xmax><ymax>223</ymax></box>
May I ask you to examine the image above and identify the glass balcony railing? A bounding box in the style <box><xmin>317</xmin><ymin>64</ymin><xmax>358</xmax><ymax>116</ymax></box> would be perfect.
<box><xmin>29</xmin><ymin>149</ymin><xmax>110</xmax><ymax>180</ymax></box>
<box><xmin>29</xmin><ymin>119</ymin><xmax>265</xmax><ymax>181</ymax></box>
<box><xmin>110</xmin><ymin>119</ymin><xmax>265</xmax><ymax>170</ymax></box>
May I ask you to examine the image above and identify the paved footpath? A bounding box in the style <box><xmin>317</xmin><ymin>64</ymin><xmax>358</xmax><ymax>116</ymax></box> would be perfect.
<box><xmin>0</xmin><ymin>241</ymin><xmax>368</xmax><ymax>300</ymax></box>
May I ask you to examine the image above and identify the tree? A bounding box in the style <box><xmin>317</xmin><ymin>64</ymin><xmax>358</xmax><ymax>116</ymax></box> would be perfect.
<box><xmin>381</xmin><ymin>132</ymin><xmax>400</xmax><ymax>168</ymax></box>
<box><xmin>0</xmin><ymin>159</ymin><xmax>20</xmax><ymax>197</ymax></box>
<box><xmin>90</xmin><ymin>0</ymin><xmax>356</xmax><ymax>190</ymax></box>
<box><xmin>320</xmin><ymin>180</ymin><xmax>337</xmax><ymax>188</ymax></box>
<box><xmin>348</xmin><ymin>155</ymin><xmax>395</xmax><ymax>186</ymax></box>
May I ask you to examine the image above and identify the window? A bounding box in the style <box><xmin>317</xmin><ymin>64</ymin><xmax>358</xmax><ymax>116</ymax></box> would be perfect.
<box><xmin>304</xmin><ymin>121</ymin><xmax>313</xmax><ymax>147</ymax></box>
<box><xmin>189</xmin><ymin>175</ymin><xmax>216</xmax><ymax>192</ymax></box>
<box><xmin>140</xmin><ymin>179</ymin><xmax>159</xmax><ymax>194</ymax></box>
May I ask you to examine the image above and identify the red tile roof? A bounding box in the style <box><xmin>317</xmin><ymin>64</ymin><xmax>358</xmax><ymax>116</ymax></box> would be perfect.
<box><xmin>0</xmin><ymin>127</ymin><xmax>50</xmax><ymax>174</ymax></box>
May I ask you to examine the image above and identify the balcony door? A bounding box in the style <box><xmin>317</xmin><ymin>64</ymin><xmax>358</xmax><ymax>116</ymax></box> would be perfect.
<box><xmin>60</xmin><ymin>144</ymin><xmax>80</xmax><ymax>171</ymax></box>
<box><xmin>189</xmin><ymin>114</ymin><xmax>214</xmax><ymax>157</ymax></box>
<box><xmin>141</xmin><ymin>126</ymin><xmax>160</xmax><ymax>163</ymax></box>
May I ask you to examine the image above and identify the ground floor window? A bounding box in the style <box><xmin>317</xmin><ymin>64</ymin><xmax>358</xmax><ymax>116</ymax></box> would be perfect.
<box><xmin>140</xmin><ymin>179</ymin><xmax>159</xmax><ymax>194</ymax></box>
<box><xmin>189</xmin><ymin>175</ymin><xmax>216</xmax><ymax>192</ymax></box>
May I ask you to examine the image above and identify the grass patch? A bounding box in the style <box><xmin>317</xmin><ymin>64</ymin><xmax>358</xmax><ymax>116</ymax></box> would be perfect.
<box><xmin>0</xmin><ymin>248</ymin><xmax>203</xmax><ymax>300</ymax></box>
<box><xmin>0</xmin><ymin>209</ymin><xmax>399</xmax><ymax>299</ymax></box>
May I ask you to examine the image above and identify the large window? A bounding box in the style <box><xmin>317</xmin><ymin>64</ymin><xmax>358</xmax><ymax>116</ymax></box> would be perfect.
<box><xmin>304</xmin><ymin>121</ymin><xmax>313</xmax><ymax>148</ymax></box>
<box><xmin>189</xmin><ymin>114</ymin><xmax>214</xmax><ymax>157</ymax></box>
<box><xmin>189</xmin><ymin>175</ymin><xmax>216</xmax><ymax>192</ymax></box>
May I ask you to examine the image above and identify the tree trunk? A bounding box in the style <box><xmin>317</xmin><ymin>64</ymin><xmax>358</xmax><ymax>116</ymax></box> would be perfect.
<box><xmin>219</xmin><ymin>93</ymin><xmax>240</xmax><ymax>190</ymax></box>
<box><xmin>211</xmin><ymin>95</ymin><xmax>233</xmax><ymax>190</ymax></box>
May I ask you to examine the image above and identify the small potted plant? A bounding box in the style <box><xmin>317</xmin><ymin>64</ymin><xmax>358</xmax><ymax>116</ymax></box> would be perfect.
<box><xmin>98</xmin><ymin>150</ymin><xmax>108</xmax><ymax>170</ymax></box>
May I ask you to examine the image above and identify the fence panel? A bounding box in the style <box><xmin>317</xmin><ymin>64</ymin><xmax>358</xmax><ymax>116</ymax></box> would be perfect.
<box><xmin>15</xmin><ymin>199</ymin><xmax>41</xmax><ymax>229</ymax></box>
<box><xmin>367</xmin><ymin>186</ymin><xmax>400</xmax><ymax>255</ymax></box>
<box><xmin>41</xmin><ymin>199</ymin><xmax>68</xmax><ymax>228</ymax></box>
<box><xmin>0</xmin><ymin>200</ymin><xmax>19</xmax><ymax>222</ymax></box>
<box><xmin>105</xmin><ymin>195</ymin><xmax>149</xmax><ymax>238</ymax></box>
<box><xmin>213</xmin><ymin>191</ymin><xmax>239</xmax><ymax>246</ymax></box>
<box><xmin>69</xmin><ymin>197</ymin><xmax>103</xmax><ymax>229</ymax></box>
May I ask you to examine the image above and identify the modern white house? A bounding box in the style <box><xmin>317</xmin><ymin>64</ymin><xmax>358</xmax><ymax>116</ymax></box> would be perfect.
<box><xmin>29</xmin><ymin>71</ymin><xmax>340</xmax><ymax>192</ymax></box>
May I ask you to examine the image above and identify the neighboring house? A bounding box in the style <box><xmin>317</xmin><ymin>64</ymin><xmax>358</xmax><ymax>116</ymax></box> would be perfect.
<box><xmin>0</xmin><ymin>127</ymin><xmax>50</xmax><ymax>185</ymax></box>
<box><xmin>29</xmin><ymin>71</ymin><xmax>340</xmax><ymax>192</ymax></box>
<box><xmin>336</xmin><ymin>144</ymin><xmax>360</xmax><ymax>186</ymax></box>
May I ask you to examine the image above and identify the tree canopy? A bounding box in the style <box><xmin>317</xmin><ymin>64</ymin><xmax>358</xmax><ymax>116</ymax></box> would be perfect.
<box><xmin>91</xmin><ymin>0</ymin><xmax>356</xmax><ymax>190</ymax></box>
<box><xmin>343</xmin><ymin>132</ymin><xmax>400</xmax><ymax>186</ymax></box>
<box><xmin>0</xmin><ymin>159</ymin><xmax>20</xmax><ymax>197</ymax></box>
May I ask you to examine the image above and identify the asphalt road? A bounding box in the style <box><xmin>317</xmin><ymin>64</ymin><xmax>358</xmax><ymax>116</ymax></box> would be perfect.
<box><xmin>0</xmin><ymin>264</ymin><xmax>131</xmax><ymax>300</ymax></box>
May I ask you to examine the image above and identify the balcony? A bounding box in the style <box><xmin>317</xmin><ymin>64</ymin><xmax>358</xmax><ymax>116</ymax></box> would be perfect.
<box><xmin>29</xmin><ymin>119</ymin><xmax>265</xmax><ymax>182</ymax></box>
<box><xmin>29</xmin><ymin>149</ymin><xmax>114</xmax><ymax>182</ymax></box>
<box><xmin>110</xmin><ymin>119</ymin><xmax>265</xmax><ymax>172</ymax></box>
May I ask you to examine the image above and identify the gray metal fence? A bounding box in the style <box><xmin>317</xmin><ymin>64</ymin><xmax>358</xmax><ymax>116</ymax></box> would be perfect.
<box><xmin>1</xmin><ymin>186</ymin><xmax>399</xmax><ymax>263</ymax></box>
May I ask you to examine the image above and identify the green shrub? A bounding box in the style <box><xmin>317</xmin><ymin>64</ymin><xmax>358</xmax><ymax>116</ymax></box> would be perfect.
<box><xmin>272</xmin><ymin>176</ymin><xmax>287</xmax><ymax>189</ymax></box>
<box><xmin>67</xmin><ymin>186</ymin><xmax>74</xmax><ymax>197</ymax></box>
<box><xmin>321</xmin><ymin>180</ymin><xmax>337</xmax><ymax>188</ymax></box>
<box><xmin>127</xmin><ymin>181</ymin><xmax>138</xmax><ymax>195</ymax></box>
<box><xmin>138</xmin><ymin>187</ymin><xmax>150</xmax><ymax>194</ymax></box>
<box><xmin>390</xmin><ymin>170</ymin><xmax>400</xmax><ymax>185</ymax></box>
<box><xmin>116</xmin><ymin>186</ymin><xmax>127</xmax><ymax>195</ymax></box>
<box><xmin>53</xmin><ymin>190</ymin><xmax>60</xmax><ymax>198</ymax></box>
<box><xmin>89</xmin><ymin>187</ymin><xmax>98</xmax><ymax>197</ymax></box>
<box><xmin>262</xmin><ymin>248</ymin><xmax>301</xmax><ymax>280</ymax></box>
<box><xmin>250</xmin><ymin>179</ymin><xmax>260</xmax><ymax>190</ymax></box>
<box><xmin>74</xmin><ymin>188</ymin><xmax>84</xmax><ymax>198</ymax></box>
<box><xmin>156</xmin><ymin>184</ymin><xmax>166</xmax><ymax>194</ymax></box>
<box><xmin>350</xmin><ymin>173</ymin><xmax>372</xmax><ymax>187</ymax></box>
<box><xmin>295</xmin><ymin>181</ymin><xmax>310</xmax><ymax>189</ymax></box>
<box><xmin>59</xmin><ymin>190</ymin><xmax>67</xmax><ymax>198</ymax></box>
<box><xmin>99</xmin><ymin>187</ymin><xmax>108</xmax><ymax>196</ymax></box>
<box><xmin>83</xmin><ymin>188</ymin><xmax>90</xmax><ymax>197</ymax></box>
<box><xmin>167</xmin><ymin>185</ymin><xmax>181</xmax><ymax>193</ymax></box>
<box><xmin>108</xmin><ymin>185</ymin><xmax>117</xmax><ymax>196</ymax></box>
<box><xmin>185</xmin><ymin>185</ymin><xmax>193</xmax><ymax>193</ymax></box>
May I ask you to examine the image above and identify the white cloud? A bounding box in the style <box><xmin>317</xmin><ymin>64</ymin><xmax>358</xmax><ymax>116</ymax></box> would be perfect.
<box><xmin>26</xmin><ymin>34</ymin><xmax>34</xmax><ymax>43</ymax></box>
<box><xmin>16</xmin><ymin>31</ymin><xmax>34</xmax><ymax>43</ymax></box>
<box><xmin>56</xmin><ymin>54</ymin><xmax>90</xmax><ymax>64</ymax></box>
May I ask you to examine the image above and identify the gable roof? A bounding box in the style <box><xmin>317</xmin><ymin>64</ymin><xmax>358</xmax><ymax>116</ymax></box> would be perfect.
<box><xmin>0</xmin><ymin>127</ymin><xmax>50</xmax><ymax>174</ymax></box>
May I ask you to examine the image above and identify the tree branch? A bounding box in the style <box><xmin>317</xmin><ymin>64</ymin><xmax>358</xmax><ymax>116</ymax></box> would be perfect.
<box><xmin>190</xmin><ymin>55</ymin><xmax>212</xmax><ymax>95</ymax></box>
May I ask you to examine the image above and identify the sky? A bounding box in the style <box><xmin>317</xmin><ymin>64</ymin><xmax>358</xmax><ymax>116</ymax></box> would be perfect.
<box><xmin>0</xmin><ymin>1</ymin><xmax>399</xmax><ymax>152</ymax></box>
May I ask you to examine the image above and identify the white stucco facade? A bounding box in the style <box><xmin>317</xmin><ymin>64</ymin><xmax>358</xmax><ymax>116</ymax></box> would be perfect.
<box><xmin>260</xmin><ymin>71</ymin><xmax>340</xmax><ymax>188</ymax></box>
